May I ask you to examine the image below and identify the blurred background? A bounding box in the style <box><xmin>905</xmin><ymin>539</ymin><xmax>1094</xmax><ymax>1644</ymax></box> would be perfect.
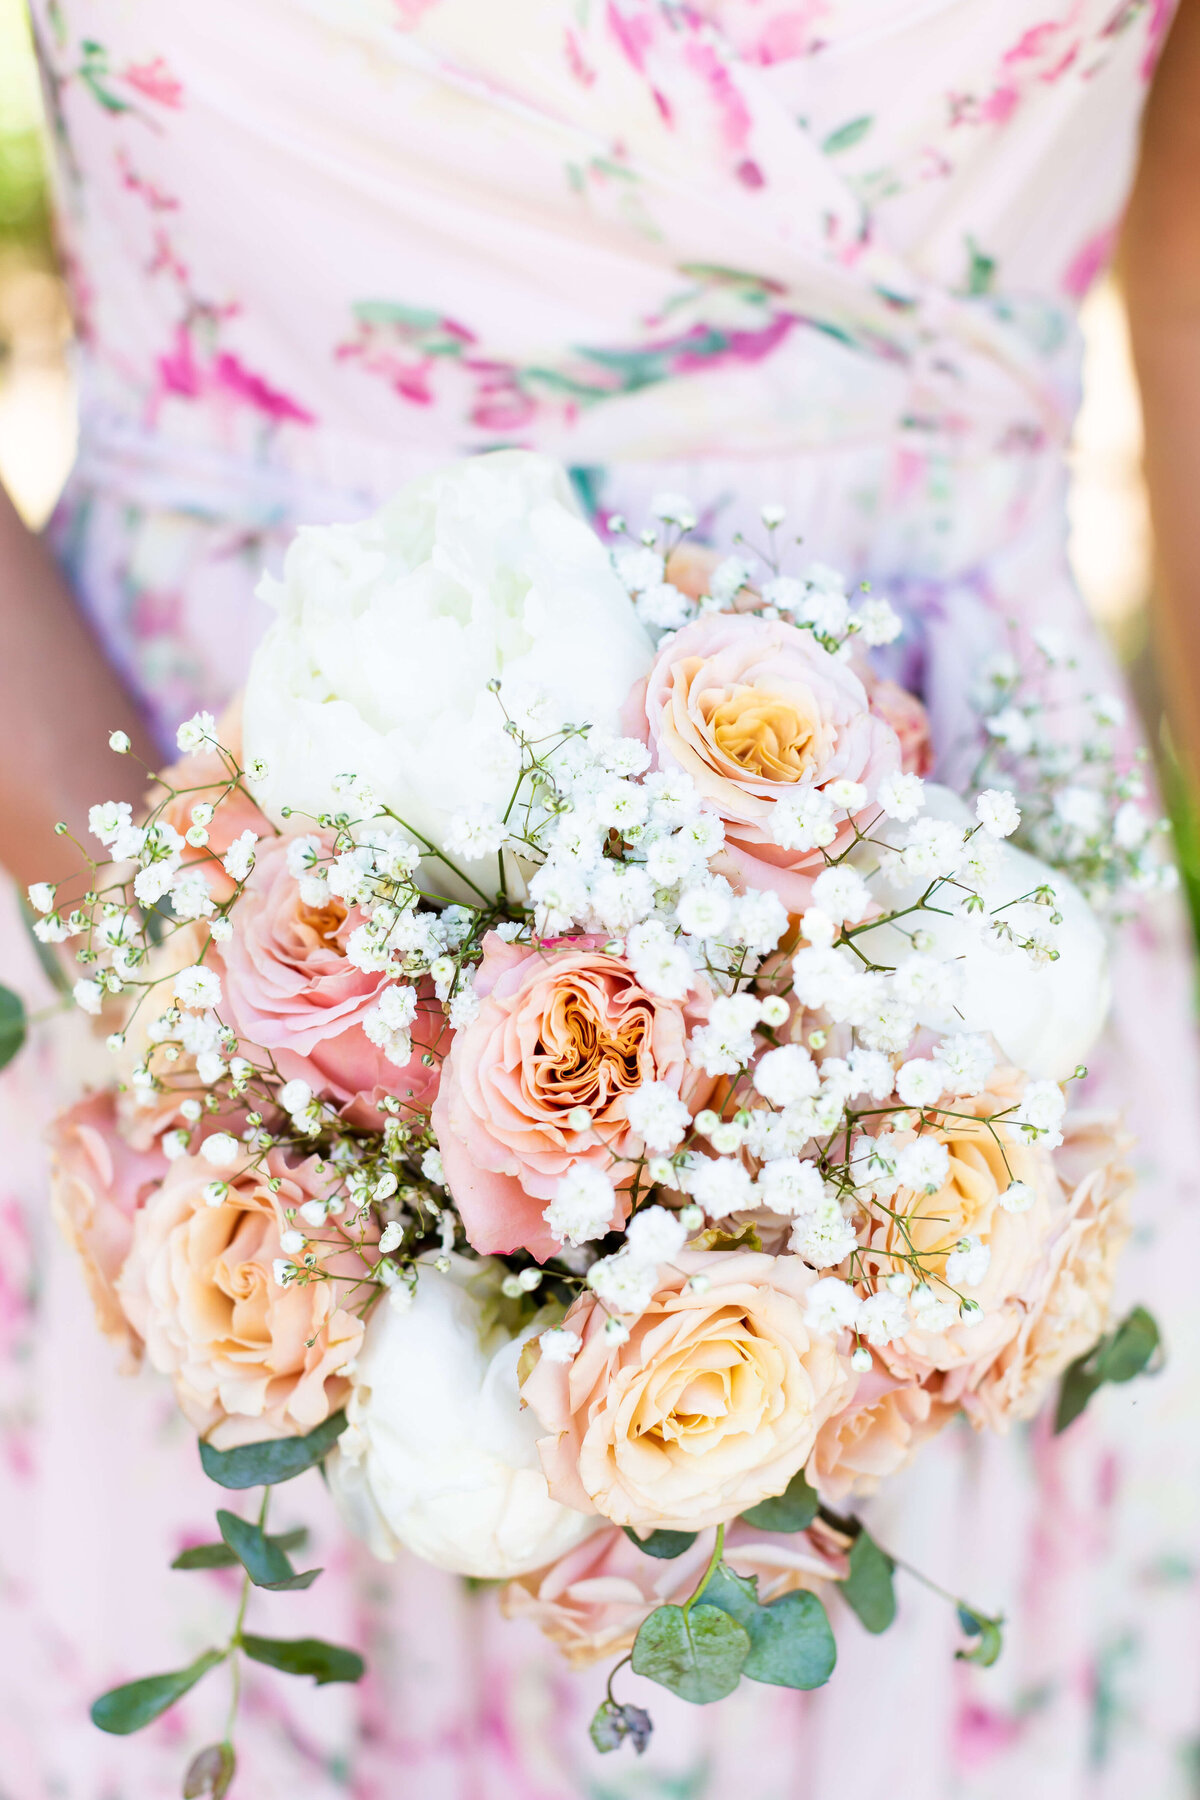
<box><xmin>1</xmin><ymin>0</ymin><xmax>1196</xmax><ymax>937</ymax></box>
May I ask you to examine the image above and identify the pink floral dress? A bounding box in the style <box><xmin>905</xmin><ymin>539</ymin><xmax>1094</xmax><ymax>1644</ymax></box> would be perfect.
<box><xmin>4</xmin><ymin>2</ymin><xmax>1200</xmax><ymax>1795</ymax></box>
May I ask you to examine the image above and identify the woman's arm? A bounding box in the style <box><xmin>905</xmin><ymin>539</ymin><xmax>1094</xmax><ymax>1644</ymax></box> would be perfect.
<box><xmin>0</xmin><ymin>479</ymin><xmax>157</xmax><ymax>890</ymax></box>
<box><xmin>1122</xmin><ymin>0</ymin><xmax>1200</xmax><ymax>784</ymax></box>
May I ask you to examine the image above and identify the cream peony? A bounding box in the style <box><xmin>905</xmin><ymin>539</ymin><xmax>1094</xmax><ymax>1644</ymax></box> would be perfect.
<box><xmin>326</xmin><ymin>1257</ymin><xmax>598</xmax><ymax>1579</ymax></box>
<box><xmin>856</xmin><ymin>784</ymin><xmax>1110</xmax><ymax>1081</ymax></box>
<box><xmin>242</xmin><ymin>451</ymin><xmax>653</xmax><ymax>904</ymax></box>
<box><xmin>522</xmin><ymin>1251</ymin><xmax>855</xmax><ymax>1532</ymax></box>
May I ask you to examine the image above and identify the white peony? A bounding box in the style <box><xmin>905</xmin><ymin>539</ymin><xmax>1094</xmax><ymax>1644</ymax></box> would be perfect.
<box><xmin>856</xmin><ymin>785</ymin><xmax>1110</xmax><ymax>1081</ymax></box>
<box><xmin>242</xmin><ymin>451</ymin><xmax>653</xmax><ymax>904</ymax></box>
<box><xmin>326</xmin><ymin>1257</ymin><xmax>598</xmax><ymax>1579</ymax></box>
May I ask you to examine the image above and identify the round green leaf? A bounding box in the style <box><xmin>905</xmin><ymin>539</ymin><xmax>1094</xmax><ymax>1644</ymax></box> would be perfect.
<box><xmin>199</xmin><ymin>1410</ymin><xmax>346</xmax><ymax>1489</ymax></box>
<box><xmin>90</xmin><ymin>1649</ymin><xmax>224</xmax><ymax>1734</ymax></box>
<box><xmin>1097</xmin><ymin>1307</ymin><xmax>1160</xmax><ymax>1384</ymax></box>
<box><xmin>0</xmin><ymin>985</ymin><xmax>26</xmax><ymax>1071</ymax></box>
<box><xmin>622</xmin><ymin>1525</ymin><xmax>698</xmax><ymax>1560</ymax></box>
<box><xmin>842</xmin><ymin>1530</ymin><xmax>896</xmax><ymax>1634</ymax></box>
<box><xmin>742</xmin><ymin>1590</ymin><xmax>837</xmax><ymax>1689</ymax></box>
<box><xmin>739</xmin><ymin>1469</ymin><xmax>819</xmax><ymax>1533</ymax></box>
<box><xmin>631</xmin><ymin>1603</ymin><xmax>750</xmax><ymax>1704</ymax></box>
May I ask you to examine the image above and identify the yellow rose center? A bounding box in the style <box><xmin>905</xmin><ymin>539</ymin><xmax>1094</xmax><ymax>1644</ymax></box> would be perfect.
<box><xmin>705</xmin><ymin>682</ymin><xmax>827</xmax><ymax>782</ymax></box>
<box><xmin>629</xmin><ymin>1310</ymin><xmax>784</xmax><ymax>1454</ymax></box>
<box><xmin>295</xmin><ymin>894</ymin><xmax>349</xmax><ymax>955</ymax></box>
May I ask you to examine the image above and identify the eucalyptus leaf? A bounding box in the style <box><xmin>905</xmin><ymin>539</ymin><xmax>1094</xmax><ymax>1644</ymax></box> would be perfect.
<box><xmin>0</xmin><ymin>985</ymin><xmax>26</xmax><ymax>1071</ymax></box>
<box><xmin>216</xmin><ymin>1509</ymin><xmax>322</xmax><ymax>1590</ymax></box>
<box><xmin>956</xmin><ymin>1605</ymin><xmax>1005</xmax><ymax>1668</ymax></box>
<box><xmin>91</xmin><ymin>1649</ymin><xmax>224</xmax><ymax>1734</ymax></box>
<box><xmin>199</xmin><ymin>1411</ymin><xmax>346</xmax><ymax>1489</ymax></box>
<box><xmin>822</xmin><ymin>115</ymin><xmax>872</xmax><ymax>154</ymax></box>
<box><xmin>241</xmin><ymin>1634</ymin><xmax>365</xmax><ymax>1685</ymax></box>
<box><xmin>631</xmin><ymin>1603</ymin><xmax>750</xmax><ymax>1704</ymax></box>
<box><xmin>182</xmin><ymin>1742</ymin><xmax>236</xmax><ymax>1798</ymax></box>
<box><xmin>842</xmin><ymin>1529</ymin><xmax>896</xmax><ymax>1634</ymax></box>
<box><xmin>1055</xmin><ymin>1306</ymin><xmax>1161</xmax><ymax>1433</ymax></box>
<box><xmin>739</xmin><ymin>1468</ymin><xmax>819</xmax><ymax>1533</ymax></box>
<box><xmin>622</xmin><ymin>1525</ymin><xmax>698</xmax><ymax>1560</ymax></box>
<box><xmin>702</xmin><ymin>1565</ymin><xmax>836</xmax><ymax>1689</ymax></box>
<box><xmin>172</xmin><ymin>1528</ymin><xmax>309</xmax><ymax>1571</ymax></box>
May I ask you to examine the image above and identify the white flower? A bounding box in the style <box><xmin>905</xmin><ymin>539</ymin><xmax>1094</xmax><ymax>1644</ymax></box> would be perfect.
<box><xmin>326</xmin><ymin>1258</ymin><xmax>598</xmax><ymax>1578</ymax></box>
<box><xmin>726</xmin><ymin>890</ymin><xmax>788</xmax><ymax>955</ymax></box>
<box><xmin>857</xmin><ymin>1289</ymin><xmax>908</xmax><ymax>1347</ymax></box>
<box><xmin>173</xmin><ymin>965</ymin><xmax>223</xmax><ymax>1010</ymax></box>
<box><xmin>1011</xmin><ymin>1078</ymin><xmax>1067</xmax><ymax>1144</ymax></box>
<box><xmin>444</xmin><ymin>808</ymin><xmax>508</xmax><ymax>860</ymax></box>
<box><xmin>222</xmin><ymin>829</ymin><xmax>259</xmax><ymax>882</ymax></box>
<box><xmin>753</xmin><ymin>1044</ymin><xmax>820</xmax><ymax>1107</ymax></box>
<box><xmin>945</xmin><ymin>1235</ymin><xmax>991</xmax><ymax>1289</ymax></box>
<box><xmin>800</xmin><ymin>906</ymin><xmax>836</xmax><ymax>950</ymax></box>
<box><xmin>72</xmin><ymin>978</ymin><xmax>103</xmax><ymax>1016</ymax></box>
<box><xmin>613</xmin><ymin>545</ymin><xmax>665</xmax><ymax>594</ymax></box>
<box><xmin>803</xmin><ymin>1277</ymin><xmax>861</xmax><ymax>1335</ymax></box>
<box><xmin>826</xmin><ymin>778</ymin><xmax>868</xmax><ymax>812</ymax></box>
<box><xmin>894</xmin><ymin>1058</ymin><xmax>944</xmax><ymax>1108</ymax></box>
<box><xmin>896</xmin><ymin>1139</ymin><xmax>950</xmax><ymax>1193</ymax></box>
<box><xmin>911</xmin><ymin>1285</ymin><xmax>959</xmax><ymax>1333</ymax></box>
<box><xmin>200</xmin><ymin>1132</ymin><xmax>242</xmax><ymax>1168</ymax></box>
<box><xmin>789</xmin><ymin>1199</ymin><xmax>859</xmax><ymax>1267</ymax></box>
<box><xmin>770</xmin><ymin>788</ymin><xmax>837</xmax><ymax>852</ymax></box>
<box><xmin>170</xmin><ymin>871</ymin><xmax>216</xmax><ymax>922</ymax></box>
<box><xmin>999</xmin><ymin>1180</ymin><xmax>1035</xmax><ymax>1213</ymax></box>
<box><xmin>686</xmin><ymin>1155</ymin><xmax>754</xmax><ymax>1220</ymax></box>
<box><xmin>27</xmin><ymin>882</ymin><xmax>55</xmax><ymax>914</ymax></box>
<box><xmin>539</xmin><ymin>1327</ymin><xmax>582</xmax><ymax>1365</ymax></box>
<box><xmin>755</xmin><ymin>1158</ymin><xmax>826</xmax><ymax>1216</ymax></box>
<box><xmin>875</xmin><ymin>771</ymin><xmax>925</xmax><ymax>822</ymax></box>
<box><xmin>1054</xmin><ymin>785</ymin><xmax>1106</xmax><ymax>840</ymax></box>
<box><xmin>709</xmin><ymin>556</ymin><xmax>753</xmax><ymax>603</ymax></box>
<box><xmin>420</xmin><ymin>1147</ymin><xmax>446</xmax><ymax>1186</ymax></box>
<box><xmin>542</xmin><ymin>1165</ymin><xmax>616</xmax><ymax>1246</ymax></box>
<box><xmin>933</xmin><ymin>1033</ymin><xmax>995</xmax><ymax>1096</ymax></box>
<box><xmin>587</xmin><ymin>1249</ymin><xmax>658</xmax><ymax>1315</ymax></box>
<box><xmin>687</xmin><ymin>993</ymin><xmax>761</xmax><ymax>1076</ymax></box>
<box><xmin>109</xmin><ymin>730</ymin><xmax>132</xmax><ymax>754</ymax></box>
<box><xmin>845</xmin><ymin>1047</ymin><xmax>894</xmax><ymax>1101</ymax></box>
<box><xmin>975</xmin><ymin>789</ymin><xmax>1020</xmax><ymax>839</ymax></box>
<box><xmin>176</xmin><ymin>711</ymin><xmax>218</xmax><ymax>753</ymax></box>
<box><xmin>624</xmin><ymin>1204</ymin><xmax>688</xmax><ymax>1266</ymax></box>
<box><xmin>625</xmin><ymin>921</ymin><xmax>694</xmax><ymax>1003</ymax></box>
<box><xmin>810</xmin><ymin>864</ymin><xmax>871</xmax><ymax>925</ymax></box>
<box><xmin>637</xmin><ymin>581</ymin><xmax>693</xmax><ymax>630</ymax></box>
<box><xmin>856</xmin><ymin>598</ymin><xmax>903</xmax><ymax>646</ymax></box>
<box><xmin>676</xmin><ymin>885</ymin><xmax>732</xmax><ymax>939</ymax></box>
<box><xmin>89</xmin><ymin>800</ymin><xmax>135</xmax><ymax>848</ymax></box>
<box><xmin>243</xmin><ymin>452</ymin><xmax>654</xmax><ymax>906</ymax></box>
<box><xmin>624</xmin><ymin>1081</ymin><xmax>691</xmax><ymax>1152</ymax></box>
<box><xmin>985</xmin><ymin>707</ymin><xmax>1034</xmax><ymax>756</ymax></box>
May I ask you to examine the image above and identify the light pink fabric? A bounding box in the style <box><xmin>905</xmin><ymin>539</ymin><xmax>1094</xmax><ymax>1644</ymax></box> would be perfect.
<box><xmin>7</xmin><ymin>2</ymin><xmax>1200</xmax><ymax>1795</ymax></box>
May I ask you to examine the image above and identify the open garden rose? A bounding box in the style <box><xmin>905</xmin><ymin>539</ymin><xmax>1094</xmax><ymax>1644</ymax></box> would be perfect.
<box><xmin>326</xmin><ymin>1256</ymin><xmax>598</xmax><ymax>1579</ymax></box>
<box><xmin>522</xmin><ymin>1251</ymin><xmax>855</xmax><ymax>1531</ymax></box>
<box><xmin>242</xmin><ymin>450</ymin><xmax>654</xmax><ymax>904</ymax></box>
<box><xmin>500</xmin><ymin>1516</ymin><xmax>849</xmax><ymax>1668</ymax></box>
<box><xmin>965</xmin><ymin>1117</ymin><xmax>1132</xmax><ymax>1430</ymax></box>
<box><xmin>623</xmin><ymin>612</ymin><xmax>901</xmax><ymax>909</ymax></box>
<box><xmin>48</xmin><ymin>1090</ymin><xmax>169</xmax><ymax>1361</ymax></box>
<box><xmin>810</xmin><ymin>1367</ymin><xmax>954</xmax><ymax>1501</ymax></box>
<box><xmin>214</xmin><ymin>830</ymin><xmax>442</xmax><ymax>1122</ymax></box>
<box><xmin>434</xmin><ymin>934</ymin><xmax>714</xmax><ymax>1260</ymax></box>
<box><xmin>116</xmin><ymin>1147</ymin><xmax>371</xmax><ymax>1448</ymax></box>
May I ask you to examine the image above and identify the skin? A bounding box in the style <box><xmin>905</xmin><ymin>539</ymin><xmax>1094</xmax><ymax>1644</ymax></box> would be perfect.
<box><xmin>1123</xmin><ymin>0</ymin><xmax>1200</xmax><ymax>786</ymax></box>
<box><xmin>0</xmin><ymin>8</ymin><xmax>1197</xmax><ymax>882</ymax></box>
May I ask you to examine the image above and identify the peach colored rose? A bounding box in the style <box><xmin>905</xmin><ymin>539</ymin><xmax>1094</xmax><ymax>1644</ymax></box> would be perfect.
<box><xmin>151</xmin><ymin>700</ymin><xmax>269</xmax><ymax>901</ymax></box>
<box><xmin>810</xmin><ymin>1365</ymin><xmax>954</xmax><ymax>1501</ymax></box>
<box><xmin>116</xmin><ymin>1147</ymin><xmax>373</xmax><ymax>1448</ymax></box>
<box><xmin>213</xmin><ymin>831</ymin><xmax>442</xmax><ymax>1126</ymax></box>
<box><xmin>500</xmin><ymin>1516</ymin><xmax>848</xmax><ymax>1668</ymax></box>
<box><xmin>523</xmin><ymin>1251</ymin><xmax>856</xmax><ymax>1530</ymax></box>
<box><xmin>862</xmin><ymin>676</ymin><xmax>933</xmax><ymax>777</ymax></box>
<box><xmin>622</xmin><ymin>613</ymin><xmax>901</xmax><ymax>909</ymax></box>
<box><xmin>434</xmin><ymin>934</ymin><xmax>713</xmax><ymax>1261</ymax></box>
<box><xmin>866</xmin><ymin>1069</ymin><xmax>1062</xmax><ymax>1382</ymax></box>
<box><xmin>964</xmin><ymin>1116</ymin><xmax>1132</xmax><ymax>1431</ymax></box>
<box><xmin>48</xmin><ymin>1090</ymin><xmax>169</xmax><ymax>1362</ymax></box>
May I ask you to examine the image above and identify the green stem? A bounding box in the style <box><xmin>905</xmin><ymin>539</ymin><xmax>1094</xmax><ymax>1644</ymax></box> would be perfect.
<box><xmin>683</xmin><ymin>1523</ymin><xmax>725</xmax><ymax>1619</ymax></box>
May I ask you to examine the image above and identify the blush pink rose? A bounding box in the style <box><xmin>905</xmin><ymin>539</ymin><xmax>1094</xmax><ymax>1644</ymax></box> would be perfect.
<box><xmin>523</xmin><ymin>1250</ymin><xmax>856</xmax><ymax>1530</ymax></box>
<box><xmin>213</xmin><ymin>831</ymin><xmax>441</xmax><ymax>1125</ymax></box>
<box><xmin>622</xmin><ymin>613</ymin><xmax>901</xmax><ymax>909</ymax></box>
<box><xmin>862</xmin><ymin>676</ymin><xmax>933</xmax><ymax>777</ymax></box>
<box><xmin>433</xmin><ymin>934</ymin><xmax>714</xmax><ymax>1261</ymax></box>
<box><xmin>116</xmin><ymin>1147</ymin><xmax>373</xmax><ymax>1448</ymax></box>
<box><xmin>500</xmin><ymin>1516</ymin><xmax>849</xmax><ymax>1668</ymax></box>
<box><xmin>48</xmin><ymin>1090</ymin><xmax>169</xmax><ymax>1362</ymax></box>
<box><xmin>810</xmin><ymin>1364</ymin><xmax>954</xmax><ymax>1501</ymax></box>
<box><xmin>152</xmin><ymin>700</ymin><xmax>270</xmax><ymax>902</ymax></box>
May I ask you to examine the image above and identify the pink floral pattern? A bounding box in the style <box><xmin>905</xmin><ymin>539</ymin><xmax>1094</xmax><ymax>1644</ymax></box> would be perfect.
<box><xmin>6</xmin><ymin>1</ymin><xmax>1200</xmax><ymax>1795</ymax></box>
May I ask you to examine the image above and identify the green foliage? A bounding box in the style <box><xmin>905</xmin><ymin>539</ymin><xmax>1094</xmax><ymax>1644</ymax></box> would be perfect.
<box><xmin>842</xmin><ymin>1529</ymin><xmax>897</xmax><ymax>1634</ymax></box>
<box><xmin>956</xmin><ymin>1605</ymin><xmax>1005</xmax><ymax>1668</ymax></box>
<box><xmin>198</xmin><ymin>1411</ymin><xmax>346</xmax><ymax>1489</ymax></box>
<box><xmin>172</xmin><ymin>1528</ymin><xmax>308</xmax><ymax>1571</ymax></box>
<box><xmin>0</xmin><ymin>985</ymin><xmax>26</xmax><ymax>1070</ymax></box>
<box><xmin>702</xmin><ymin>1565</ymin><xmax>836</xmax><ymax>1690</ymax></box>
<box><xmin>240</xmin><ymin>1634</ymin><xmax>365</xmax><ymax>1686</ymax></box>
<box><xmin>182</xmin><ymin>1743</ymin><xmax>236</xmax><ymax>1799</ymax></box>
<box><xmin>631</xmin><ymin>1603</ymin><xmax>750</xmax><ymax>1704</ymax></box>
<box><xmin>588</xmin><ymin>1699</ymin><xmax>653</xmax><ymax>1755</ymax></box>
<box><xmin>822</xmin><ymin>116</ymin><xmax>872</xmax><ymax>154</ymax></box>
<box><xmin>90</xmin><ymin>1650</ymin><xmax>225</xmax><ymax>1735</ymax></box>
<box><xmin>1055</xmin><ymin>1306</ymin><xmax>1161</xmax><ymax>1433</ymax></box>
<box><xmin>622</xmin><ymin>1525</ymin><xmax>698</xmax><ymax>1560</ymax></box>
<box><xmin>739</xmin><ymin>1468</ymin><xmax>819</xmax><ymax>1533</ymax></box>
<box><xmin>216</xmin><ymin>1509</ymin><xmax>321</xmax><ymax>1591</ymax></box>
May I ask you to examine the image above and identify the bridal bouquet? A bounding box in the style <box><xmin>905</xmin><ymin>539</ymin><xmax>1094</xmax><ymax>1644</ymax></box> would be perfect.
<box><xmin>30</xmin><ymin>452</ymin><xmax>1165</xmax><ymax>1789</ymax></box>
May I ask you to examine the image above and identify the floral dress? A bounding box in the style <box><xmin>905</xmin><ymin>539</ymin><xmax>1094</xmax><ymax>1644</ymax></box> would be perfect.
<box><xmin>4</xmin><ymin>2</ymin><xmax>1200</xmax><ymax>1796</ymax></box>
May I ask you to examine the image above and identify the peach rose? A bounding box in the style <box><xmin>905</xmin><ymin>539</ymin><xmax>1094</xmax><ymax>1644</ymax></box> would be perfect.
<box><xmin>622</xmin><ymin>613</ymin><xmax>901</xmax><ymax>909</ymax></box>
<box><xmin>434</xmin><ymin>935</ymin><xmax>713</xmax><ymax>1261</ymax></box>
<box><xmin>867</xmin><ymin>1069</ymin><xmax>1062</xmax><ymax>1382</ymax></box>
<box><xmin>810</xmin><ymin>1365</ymin><xmax>954</xmax><ymax>1502</ymax></box>
<box><xmin>116</xmin><ymin>1147</ymin><xmax>372</xmax><ymax>1448</ymax></box>
<box><xmin>523</xmin><ymin>1251</ymin><xmax>856</xmax><ymax>1530</ymax></box>
<box><xmin>152</xmin><ymin>701</ymin><xmax>269</xmax><ymax>902</ymax></box>
<box><xmin>500</xmin><ymin>1516</ymin><xmax>848</xmax><ymax>1668</ymax></box>
<box><xmin>214</xmin><ymin>832</ymin><xmax>442</xmax><ymax>1124</ymax></box>
<box><xmin>48</xmin><ymin>1090</ymin><xmax>169</xmax><ymax>1362</ymax></box>
<box><xmin>862</xmin><ymin>677</ymin><xmax>933</xmax><ymax>777</ymax></box>
<box><xmin>965</xmin><ymin>1117</ymin><xmax>1132</xmax><ymax>1430</ymax></box>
